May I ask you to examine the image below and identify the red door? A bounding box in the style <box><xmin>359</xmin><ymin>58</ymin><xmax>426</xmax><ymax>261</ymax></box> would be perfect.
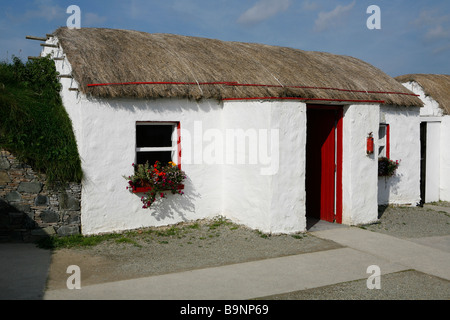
<box><xmin>306</xmin><ymin>106</ymin><xmax>342</xmax><ymax>223</ymax></box>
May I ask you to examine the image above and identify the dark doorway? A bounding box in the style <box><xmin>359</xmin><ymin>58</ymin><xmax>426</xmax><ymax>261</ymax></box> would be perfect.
<box><xmin>306</xmin><ymin>105</ymin><xmax>343</xmax><ymax>223</ymax></box>
<box><xmin>419</xmin><ymin>122</ymin><xmax>427</xmax><ymax>206</ymax></box>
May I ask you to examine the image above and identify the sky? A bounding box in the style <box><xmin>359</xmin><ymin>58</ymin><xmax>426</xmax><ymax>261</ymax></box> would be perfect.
<box><xmin>1</xmin><ymin>0</ymin><xmax>449</xmax><ymax>77</ymax></box>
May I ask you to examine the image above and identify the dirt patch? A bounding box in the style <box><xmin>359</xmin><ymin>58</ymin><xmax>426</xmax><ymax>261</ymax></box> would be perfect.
<box><xmin>46</xmin><ymin>218</ymin><xmax>342</xmax><ymax>290</ymax></box>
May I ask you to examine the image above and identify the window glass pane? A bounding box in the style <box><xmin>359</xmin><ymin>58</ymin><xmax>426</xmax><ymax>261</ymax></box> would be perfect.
<box><xmin>136</xmin><ymin>125</ymin><xmax>173</xmax><ymax>148</ymax></box>
<box><xmin>136</xmin><ymin>151</ymin><xmax>172</xmax><ymax>166</ymax></box>
<box><xmin>379</xmin><ymin>125</ymin><xmax>386</xmax><ymax>141</ymax></box>
<box><xmin>378</xmin><ymin>124</ymin><xmax>387</xmax><ymax>157</ymax></box>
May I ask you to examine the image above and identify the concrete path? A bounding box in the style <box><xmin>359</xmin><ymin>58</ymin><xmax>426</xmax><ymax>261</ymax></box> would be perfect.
<box><xmin>43</xmin><ymin>225</ymin><xmax>450</xmax><ymax>300</ymax></box>
<box><xmin>0</xmin><ymin>243</ymin><xmax>52</xmax><ymax>300</ymax></box>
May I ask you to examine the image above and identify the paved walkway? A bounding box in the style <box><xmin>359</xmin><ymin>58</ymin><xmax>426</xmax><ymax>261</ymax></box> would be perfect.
<box><xmin>42</xmin><ymin>225</ymin><xmax>450</xmax><ymax>300</ymax></box>
<box><xmin>0</xmin><ymin>243</ymin><xmax>52</xmax><ymax>300</ymax></box>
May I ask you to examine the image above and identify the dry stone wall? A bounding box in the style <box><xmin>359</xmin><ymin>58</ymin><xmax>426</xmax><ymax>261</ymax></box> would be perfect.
<box><xmin>0</xmin><ymin>149</ymin><xmax>81</xmax><ymax>242</ymax></box>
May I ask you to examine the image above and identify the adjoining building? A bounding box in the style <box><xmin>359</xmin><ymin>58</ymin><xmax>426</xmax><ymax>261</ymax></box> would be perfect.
<box><xmin>396</xmin><ymin>74</ymin><xmax>450</xmax><ymax>204</ymax></box>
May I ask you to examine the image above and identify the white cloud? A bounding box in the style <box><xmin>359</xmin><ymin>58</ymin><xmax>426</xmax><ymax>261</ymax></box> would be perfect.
<box><xmin>314</xmin><ymin>1</ymin><xmax>355</xmax><ymax>32</ymax></box>
<box><xmin>22</xmin><ymin>0</ymin><xmax>66</xmax><ymax>22</ymax></box>
<box><xmin>413</xmin><ymin>9</ymin><xmax>450</xmax><ymax>27</ymax></box>
<box><xmin>302</xmin><ymin>0</ymin><xmax>319</xmax><ymax>12</ymax></box>
<box><xmin>432</xmin><ymin>44</ymin><xmax>450</xmax><ymax>55</ymax></box>
<box><xmin>84</xmin><ymin>12</ymin><xmax>107</xmax><ymax>27</ymax></box>
<box><xmin>425</xmin><ymin>25</ymin><xmax>450</xmax><ymax>41</ymax></box>
<box><xmin>412</xmin><ymin>9</ymin><xmax>450</xmax><ymax>49</ymax></box>
<box><xmin>237</xmin><ymin>0</ymin><xmax>292</xmax><ymax>25</ymax></box>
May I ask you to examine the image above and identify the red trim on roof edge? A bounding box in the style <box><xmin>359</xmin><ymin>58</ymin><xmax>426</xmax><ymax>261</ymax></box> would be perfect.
<box><xmin>87</xmin><ymin>81</ymin><xmax>239</xmax><ymax>87</ymax></box>
<box><xmin>222</xmin><ymin>97</ymin><xmax>385</xmax><ymax>103</ymax></box>
<box><xmin>86</xmin><ymin>81</ymin><xmax>419</xmax><ymax>97</ymax></box>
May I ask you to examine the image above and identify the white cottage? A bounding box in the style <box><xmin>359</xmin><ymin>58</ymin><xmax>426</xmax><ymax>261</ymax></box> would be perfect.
<box><xmin>39</xmin><ymin>27</ymin><xmax>423</xmax><ymax>235</ymax></box>
<box><xmin>396</xmin><ymin>74</ymin><xmax>450</xmax><ymax>204</ymax></box>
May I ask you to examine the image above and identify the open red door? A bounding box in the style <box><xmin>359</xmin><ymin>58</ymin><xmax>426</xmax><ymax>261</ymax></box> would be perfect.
<box><xmin>306</xmin><ymin>105</ymin><xmax>342</xmax><ymax>223</ymax></box>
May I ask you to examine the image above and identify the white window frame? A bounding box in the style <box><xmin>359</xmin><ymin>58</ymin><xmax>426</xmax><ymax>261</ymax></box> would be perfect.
<box><xmin>135</xmin><ymin>121</ymin><xmax>180</xmax><ymax>166</ymax></box>
<box><xmin>378</xmin><ymin>123</ymin><xmax>389</xmax><ymax>158</ymax></box>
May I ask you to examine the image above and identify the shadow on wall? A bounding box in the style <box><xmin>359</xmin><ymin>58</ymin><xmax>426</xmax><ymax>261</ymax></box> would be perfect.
<box><xmin>141</xmin><ymin>176</ymin><xmax>200</xmax><ymax>222</ymax></box>
<box><xmin>0</xmin><ymin>199</ymin><xmax>37</xmax><ymax>242</ymax></box>
<box><xmin>377</xmin><ymin>174</ymin><xmax>402</xmax><ymax>206</ymax></box>
<box><xmin>106</xmin><ymin>98</ymin><xmax>220</xmax><ymax>114</ymax></box>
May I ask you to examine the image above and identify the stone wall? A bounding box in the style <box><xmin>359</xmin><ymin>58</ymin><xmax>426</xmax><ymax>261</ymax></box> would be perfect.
<box><xmin>0</xmin><ymin>149</ymin><xmax>81</xmax><ymax>242</ymax></box>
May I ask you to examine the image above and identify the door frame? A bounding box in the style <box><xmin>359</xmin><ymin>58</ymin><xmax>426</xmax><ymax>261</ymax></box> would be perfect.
<box><xmin>306</xmin><ymin>104</ymin><xmax>343</xmax><ymax>224</ymax></box>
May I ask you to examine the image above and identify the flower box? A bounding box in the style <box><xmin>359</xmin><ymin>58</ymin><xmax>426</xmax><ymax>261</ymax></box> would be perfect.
<box><xmin>132</xmin><ymin>184</ymin><xmax>185</xmax><ymax>194</ymax></box>
<box><xmin>378</xmin><ymin>157</ymin><xmax>399</xmax><ymax>177</ymax></box>
<box><xmin>125</xmin><ymin>161</ymin><xmax>187</xmax><ymax>208</ymax></box>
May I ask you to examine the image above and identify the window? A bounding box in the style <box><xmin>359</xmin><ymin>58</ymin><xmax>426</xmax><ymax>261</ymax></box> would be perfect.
<box><xmin>135</xmin><ymin>122</ymin><xmax>180</xmax><ymax>167</ymax></box>
<box><xmin>378</xmin><ymin>123</ymin><xmax>390</xmax><ymax>158</ymax></box>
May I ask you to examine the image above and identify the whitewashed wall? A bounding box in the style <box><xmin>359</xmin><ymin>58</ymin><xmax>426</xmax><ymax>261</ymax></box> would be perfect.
<box><xmin>222</xmin><ymin>100</ymin><xmax>307</xmax><ymax>234</ymax></box>
<box><xmin>402</xmin><ymin>82</ymin><xmax>443</xmax><ymax>117</ymax></box>
<box><xmin>44</xmin><ymin>40</ymin><xmax>227</xmax><ymax>234</ymax></box>
<box><xmin>377</xmin><ymin>105</ymin><xmax>421</xmax><ymax>206</ymax></box>
<box><xmin>423</xmin><ymin>120</ymin><xmax>441</xmax><ymax>203</ymax></box>
<box><xmin>342</xmin><ymin>104</ymin><xmax>379</xmax><ymax>225</ymax></box>
<box><xmin>66</xmin><ymin>97</ymin><xmax>225</xmax><ymax>234</ymax></box>
<box><xmin>440</xmin><ymin>117</ymin><xmax>450</xmax><ymax>201</ymax></box>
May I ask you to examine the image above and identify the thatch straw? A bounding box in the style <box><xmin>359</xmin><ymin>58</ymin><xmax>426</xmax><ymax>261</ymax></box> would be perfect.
<box><xmin>53</xmin><ymin>27</ymin><xmax>422</xmax><ymax>107</ymax></box>
<box><xmin>395</xmin><ymin>74</ymin><xmax>450</xmax><ymax>115</ymax></box>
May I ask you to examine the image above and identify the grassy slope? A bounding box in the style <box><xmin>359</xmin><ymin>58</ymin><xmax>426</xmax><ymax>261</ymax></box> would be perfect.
<box><xmin>0</xmin><ymin>57</ymin><xmax>82</xmax><ymax>184</ymax></box>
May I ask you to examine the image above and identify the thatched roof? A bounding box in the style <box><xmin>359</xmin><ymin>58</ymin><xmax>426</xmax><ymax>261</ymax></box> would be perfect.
<box><xmin>53</xmin><ymin>27</ymin><xmax>422</xmax><ymax>106</ymax></box>
<box><xmin>395</xmin><ymin>74</ymin><xmax>450</xmax><ymax>115</ymax></box>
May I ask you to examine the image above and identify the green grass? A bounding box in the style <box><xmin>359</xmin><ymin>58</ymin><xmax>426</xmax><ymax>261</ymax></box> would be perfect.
<box><xmin>37</xmin><ymin>232</ymin><xmax>145</xmax><ymax>249</ymax></box>
<box><xmin>155</xmin><ymin>226</ymin><xmax>180</xmax><ymax>237</ymax></box>
<box><xmin>208</xmin><ymin>216</ymin><xmax>233</xmax><ymax>230</ymax></box>
<box><xmin>188</xmin><ymin>222</ymin><xmax>200</xmax><ymax>229</ymax></box>
<box><xmin>37</xmin><ymin>233</ymin><xmax>123</xmax><ymax>249</ymax></box>
<box><xmin>36</xmin><ymin>217</ymin><xmax>244</xmax><ymax>249</ymax></box>
<box><xmin>0</xmin><ymin>56</ymin><xmax>82</xmax><ymax>184</ymax></box>
<box><xmin>291</xmin><ymin>233</ymin><xmax>305</xmax><ymax>239</ymax></box>
<box><xmin>255</xmin><ymin>230</ymin><xmax>269</xmax><ymax>239</ymax></box>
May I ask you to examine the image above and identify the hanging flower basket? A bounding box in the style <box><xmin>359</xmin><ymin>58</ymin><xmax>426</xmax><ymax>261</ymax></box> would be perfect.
<box><xmin>124</xmin><ymin>161</ymin><xmax>186</xmax><ymax>208</ymax></box>
<box><xmin>378</xmin><ymin>157</ymin><xmax>400</xmax><ymax>177</ymax></box>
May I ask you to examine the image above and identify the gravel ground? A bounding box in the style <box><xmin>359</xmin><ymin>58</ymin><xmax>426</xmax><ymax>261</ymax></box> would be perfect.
<box><xmin>257</xmin><ymin>270</ymin><xmax>449</xmax><ymax>300</ymax></box>
<box><xmin>360</xmin><ymin>203</ymin><xmax>450</xmax><ymax>238</ymax></box>
<box><xmin>46</xmin><ymin>203</ymin><xmax>450</xmax><ymax>299</ymax></box>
